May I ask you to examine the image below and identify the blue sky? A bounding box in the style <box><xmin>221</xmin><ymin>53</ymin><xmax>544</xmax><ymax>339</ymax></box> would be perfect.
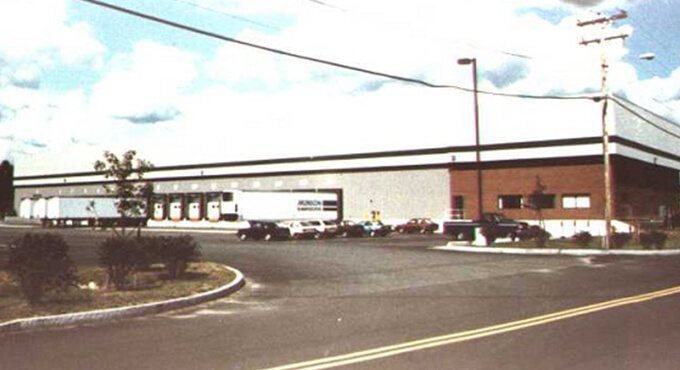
<box><xmin>1</xmin><ymin>0</ymin><xmax>680</xmax><ymax>176</ymax></box>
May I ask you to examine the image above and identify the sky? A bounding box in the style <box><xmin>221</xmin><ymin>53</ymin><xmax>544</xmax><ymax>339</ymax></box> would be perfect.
<box><xmin>1</xmin><ymin>0</ymin><xmax>680</xmax><ymax>176</ymax></box>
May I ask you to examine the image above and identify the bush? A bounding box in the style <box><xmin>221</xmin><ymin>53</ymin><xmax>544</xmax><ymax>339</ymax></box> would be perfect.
<box><xmin>137</xmin><ymin>236</ymin><xmax>163</xmax><ymax>271</ymax></box>
<box><xmin>640</xmin><ymin>231</ymin><xmax>667</xmax><ymax>250</ymax></box>
<box><xmin>533</xmin><ymin>228</ymin><xmax>551</xmax><ymax>248</ymax></box>
<box><xmin>98</xmin><ymin>236</ymin><xmax>144</xmax><ymax>289</ymax></box>
<box><xmin>158</xmin><ymin>235</ymin><xmax>201</xmax><ymax>279</ymax></box>
<box><xmin>517</xmin><ymin>225</ymin><xmax>551</xmax><ymax>247</ymax></box>
<box><xmin>572</xmin><ymin>231</ymin><xmax>593</xmax><ymax>247</ymax></box>
<box><xmin>611</xmin><ymin>233</ymin><xmax>632</xmax><ymax>249</ymax></box>
<box><xmin>7</xmin><ymin>233</ymin><xmax>78</xmax><ymax>303</ymax></box>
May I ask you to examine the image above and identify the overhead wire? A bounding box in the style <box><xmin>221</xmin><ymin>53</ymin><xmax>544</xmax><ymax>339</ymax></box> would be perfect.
<box><xmin>611</xmin><ymin>96</ymin><xmax>680</xmax><ymax>139</ymax></box>
<box><xmin>168</xmin><ymin>0</ymin><xmax>283</xmax><ymax>31</ymax></box>
<box><xmin>296</xmin><ymin>0</ymin><xmax>533</xmax><ymax>61</ymax></box>
<box><xmin>74</xmin><ymin>0</ymin><xmax>593</xmax><ymax>101</ymax></box>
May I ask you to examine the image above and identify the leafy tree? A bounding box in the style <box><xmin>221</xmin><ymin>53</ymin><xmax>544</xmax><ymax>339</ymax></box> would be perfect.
<box><xmin>0</xmin><ymin>160</ymin><xmax>14</xmax><ymax>219</ymax></box>
<box><xmin>526</xmin><ymin>176</ymin><xmax>550</xmax><ymax>247</ymax></box>
<box><xmin>94</xmin><ymin>150</ymin><xmax>154</xmax><ymax>236</ymax></box>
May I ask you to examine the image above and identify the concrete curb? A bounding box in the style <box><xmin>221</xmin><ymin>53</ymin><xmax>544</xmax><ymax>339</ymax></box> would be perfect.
<box><xmin>0</xmin><ymin>266</ymin><xmax>245</xmax><ymax>334</ymax></box>
<box><xmin>434</xmin><ymin>243</ymin><xmax>680</xmax><ymax>256</ymax></box>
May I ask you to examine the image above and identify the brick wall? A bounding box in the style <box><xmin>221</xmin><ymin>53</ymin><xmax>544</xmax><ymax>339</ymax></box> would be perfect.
<box><xmin>449</xmin><ymin>156</ymin><xmax>679</xmax><ymax>221</ymax></box>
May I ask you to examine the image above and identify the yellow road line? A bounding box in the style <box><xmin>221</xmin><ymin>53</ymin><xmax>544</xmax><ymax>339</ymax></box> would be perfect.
<box><xmin>264</xmin><ymin>285</ymin><xmax>680</xmax><ymax>370</ymax></box>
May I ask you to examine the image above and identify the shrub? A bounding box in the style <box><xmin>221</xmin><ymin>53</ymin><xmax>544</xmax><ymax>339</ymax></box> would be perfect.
<box><xmin>517</xmin><ymin>225</ymin><xmax>551</xmax><ymax>247</ymax></box>
<box><xmin>572</xmin><ymin>231</ymin><xmax>593</xmax><ymax>247</ymax></box>
<box><xmin>158</xmin><ymin>235</ymin><xmax>201</xmax><ymax>279</ymax></box>
<box><xmin>640</xmin><ymin>231</ymin><xmax>667</xmax><ymax>250</ymax></box>
<box><xmin>611</xmin><ymin>233</ymin><xmax>632</xmax><ymax>249</ymax></box>
<box><xmin>533</xmin><ymin>228</ymin><xmax>551</xmax><ymax>248</ymax></box>
<box><xmin>137</xmin><ymin>236</ymin><xmax>163</xmax><ymax>271</ymax></box>
<box><xmin>98</xmin><ymin>236</ymin><xmax>144</xmax><ymax>289</ymax></box>
<box><xmin>7</xmin><ymin>233</ymin><xmax>77</xmax><ymax>303</ymax></box>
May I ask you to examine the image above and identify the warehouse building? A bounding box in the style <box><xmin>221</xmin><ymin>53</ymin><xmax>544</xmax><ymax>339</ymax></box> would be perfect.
<box><xmin>13</xmin><ymin>95</ymin><xmax>680</xmax><ymax>237</ymax></box>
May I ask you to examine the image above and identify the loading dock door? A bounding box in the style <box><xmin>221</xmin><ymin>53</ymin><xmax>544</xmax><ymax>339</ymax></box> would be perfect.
<box><xmin>206</xmin><ymin>193</ymin><xmax>221</xmax><ymax>222</ymax></box>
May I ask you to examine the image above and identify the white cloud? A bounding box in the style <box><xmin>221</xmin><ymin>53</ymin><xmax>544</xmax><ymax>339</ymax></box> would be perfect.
<box><xmin>89</xmin><ymin>40</ymin><xmax>199</xmax><ymax>121</ymax></box>
<box><xmin>4</xmin><ymin>0</ymin><xmax>680</xmax><ymax>176</ymax></box>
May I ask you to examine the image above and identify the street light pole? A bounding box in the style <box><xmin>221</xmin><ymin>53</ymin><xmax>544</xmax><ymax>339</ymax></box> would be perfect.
<box><xmin>458</xmin><ymin>58</ymin><xmax>483</xmax><ymax>220</ymax></box>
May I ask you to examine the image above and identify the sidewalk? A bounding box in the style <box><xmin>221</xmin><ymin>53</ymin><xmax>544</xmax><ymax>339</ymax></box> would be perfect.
<box><xmin>434</xmin><ymin>242</ymin><xmax>680</xmax><ymax>256</ymax></box>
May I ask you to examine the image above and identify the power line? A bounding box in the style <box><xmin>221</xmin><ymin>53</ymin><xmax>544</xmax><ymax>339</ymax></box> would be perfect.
<box><xmin>168</xmin><ymin>0</ymin><xmax>283</xmax><ymax>32</ymax></box>
<box><xmin>75</xmin><ymin>0</ymin><xmax>593</xmax><ymax>101</ymax></box>
<box><xmin>611</xmin><ymin>96</ymin><xmax>680</xmax><ymax>140</ymax></box>
<box><xmin>297</xmin><ymin>0</ymin><xmax>533</xmax><ymax>61</ymax></box>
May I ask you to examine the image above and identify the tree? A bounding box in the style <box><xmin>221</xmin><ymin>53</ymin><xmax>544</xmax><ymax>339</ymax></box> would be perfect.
<box><xmin>94</xmin><ymin>150</ymin><xmax>154</xmax><ymax>236</ymax></box>
<box><xmin>526</xmin><ymin>176</ymin><xmax>550</xmax><ymax>247</ymax></box>
<box><xmin>0</xmin><ymin>160</ymin><xmax>14</xmax><ymax>219</ymax></box>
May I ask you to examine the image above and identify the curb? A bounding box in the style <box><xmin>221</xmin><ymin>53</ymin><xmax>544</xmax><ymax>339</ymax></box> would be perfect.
<box><xmin>434</xmin><ymin>243</ymin><xmax>680</xmax><ymax>256</ymax></box>
<box><xmin>0</xmin><ymin>266</ymin><xmax>245</xmax><ymax>334</ymax></box>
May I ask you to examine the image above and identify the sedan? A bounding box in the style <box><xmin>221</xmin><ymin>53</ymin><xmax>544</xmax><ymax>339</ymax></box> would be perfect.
<box><xmin>236</xmin><ymin>221</ymin><xmax>291</xmax><ymax>241</ymax></box>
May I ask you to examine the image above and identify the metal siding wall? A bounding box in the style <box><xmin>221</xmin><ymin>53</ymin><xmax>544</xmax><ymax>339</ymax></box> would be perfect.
<box><xmin>14</xmin><ymin>169</ymin><xmax>451</xmax><ymax>223</ymax></box>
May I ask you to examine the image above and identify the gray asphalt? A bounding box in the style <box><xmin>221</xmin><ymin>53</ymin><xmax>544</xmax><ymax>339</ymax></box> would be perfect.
<box><xmin>1</xmin><ymin>228</ymin><xmax>679</xmax><ymax>369</ymax></box>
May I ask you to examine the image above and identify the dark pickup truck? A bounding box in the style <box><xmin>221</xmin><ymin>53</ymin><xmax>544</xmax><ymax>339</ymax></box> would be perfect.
<box><xmin>443</xmin><ymin>213</ymin><xmax>528</xmax><ymax>243</ymax></box>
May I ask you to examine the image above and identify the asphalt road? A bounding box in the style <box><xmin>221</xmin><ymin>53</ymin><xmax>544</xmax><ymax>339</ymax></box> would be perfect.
<box><xmin>1</xmin><ymin>227</ymin><xmax>679</xmax><ymax>369</ymax></box>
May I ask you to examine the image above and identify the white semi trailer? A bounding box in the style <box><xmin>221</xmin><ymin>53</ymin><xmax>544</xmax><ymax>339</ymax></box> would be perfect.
<box><xmin>20</xmin><ymin>189</ymin><xmax>340</xmax><ymax>228</ymax></box>
<box><xmin>149</xmin><ymin>189</ymin><xmax>340</xmax><ymax>226</ymax></box>
<box><xmin>19</xmin><ymin>196</ymin><xmax>144</xmax><ymax>227</ymax></box>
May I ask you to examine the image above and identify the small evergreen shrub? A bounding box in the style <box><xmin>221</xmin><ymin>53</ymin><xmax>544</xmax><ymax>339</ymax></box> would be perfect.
<box><xmin>533</xmin><ymin>228</ymin><xmax>551</xmax><ymax>248</ymax></box>
<box><xmin>7</xmin><ymin>233</ymin><xmax>77</xmax><ymax>303</ymax></box>
<box><xmin>158</xmin><ymin>235</ymin><xmax>201</xmax><ymax>279</ymax></box>
<box><xmin>517</xmin><ymin>225</ymin><xmax>551</xmax><ymax>247</ymax></box>
<box><xmin>611</xmin><ymin>233</ymin><xmax>632</xmax><ymax>249</ymax></box>
<box><xmin>137</xmin><ymin>236</ymin><xmax>163</xmax><ymax>271</ymax></box>
<box><xmin>640</xmin><ymin>231</ymin><xmax>667</xmax><ymax>250</ymax></box>
<box><xmin>98</xmin><ymin>236</ymin><xmax>144</xmax><ymax>289</ymax></box>
<box><xmin>572</xmin><ymin>231</ymin><xmax>593</xmax><ymax>247</ymax></box>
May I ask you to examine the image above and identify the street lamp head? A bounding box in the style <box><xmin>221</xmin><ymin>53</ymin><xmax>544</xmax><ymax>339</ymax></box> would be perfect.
<box><xmin>639</xmin><ymin>52</ymin><xmax>655</xmax><ymax>61</ymax></box>
<box><xmin>457</xmin><ymin>58</ymin><xmax>476</xmax><ymax>65</ymax></box>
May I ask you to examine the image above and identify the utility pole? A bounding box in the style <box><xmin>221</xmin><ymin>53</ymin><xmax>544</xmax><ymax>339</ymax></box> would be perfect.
<box><xmin>578</xmin><ymin>10</ymin><xmax>629</xmax><ymax>249</ymax></box>
<box><xmin>457</xmin><ymin>58</ymin><xmax>482</xmax><ymax>220</ymax></box>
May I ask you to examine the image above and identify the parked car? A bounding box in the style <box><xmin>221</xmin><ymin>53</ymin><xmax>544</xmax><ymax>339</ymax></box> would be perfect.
<box><xmin>359</xmin><ymin>220</ymin><xmax>392</xmax><ymax>237</ymax></box>
<box><xmin>337</xmin><ymin>220</ymin><xmax>366</xmax><ymax>238</ymax></box>
<box><xmin>443</xmin><ymin>213</ymin><xmax>528</xmax><ymax>243</ymax></box>
<box><xmin>394</xmin><ymin>218</ymin><xmax>439</xmax><ymax>234</ymax></box>
<box><xmin>307</xmin><ymin>220</ymin><xmax>339</xmax><ymax>239</ymax></box>
<box><xmin>236</xmin><ymin>221</ymin><xmax>291</xmax><ymax>241</ymax></box>
<box><xmin>281</xmin><ymin>220</ymin><xmax>319</xmax><ymax>240</ymax></box>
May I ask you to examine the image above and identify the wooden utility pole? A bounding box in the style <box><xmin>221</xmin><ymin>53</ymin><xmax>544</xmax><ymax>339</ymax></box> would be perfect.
<box><xmin>578</xmin><ymin>10</ymin><xmax>629</xmax><ymax>249</ymax></box>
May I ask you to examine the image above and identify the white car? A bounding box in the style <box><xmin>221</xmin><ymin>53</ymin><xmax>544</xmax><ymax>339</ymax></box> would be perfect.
<box><xmin>281</xmin><ymin>221</ymin><xmax>318</xmax><ymax>240</ymax></box>
<box><xmin>307</xmin><ymin>220</ymin><xmax>339</xmax><ymax>239</ymax></box>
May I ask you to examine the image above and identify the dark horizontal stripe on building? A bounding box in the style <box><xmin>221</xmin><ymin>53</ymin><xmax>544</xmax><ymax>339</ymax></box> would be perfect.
<box><xmin>15</xmin><ymin>136</ymin><xmax>680</xmax><ymax>185</ymax></box>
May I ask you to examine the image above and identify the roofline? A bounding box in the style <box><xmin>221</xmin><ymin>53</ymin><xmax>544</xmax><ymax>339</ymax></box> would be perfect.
<box><xmin>15</xmin><ymin>135</ymin><xmax>680</xmax><ymax>184</ymax></box>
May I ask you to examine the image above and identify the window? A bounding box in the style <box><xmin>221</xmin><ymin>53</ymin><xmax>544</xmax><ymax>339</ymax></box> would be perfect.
<box><xmin>451</xmin><ymin>195</ymin><xmax>464</xmax><ymax>219</ymax></box>
<box><xmin>528</xmin><ymin>194</ymin><xmax>556</xmax><ymax>209</ymax></box>
<box><xmin>498</xmin><ymin>195</ymin><xmax>523</xmax><ymax>209</ymax></box>
<box><xmin>562</xmin><ymin>194</ymin><xmax>591</xmax><ymax>209</ymax></box>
